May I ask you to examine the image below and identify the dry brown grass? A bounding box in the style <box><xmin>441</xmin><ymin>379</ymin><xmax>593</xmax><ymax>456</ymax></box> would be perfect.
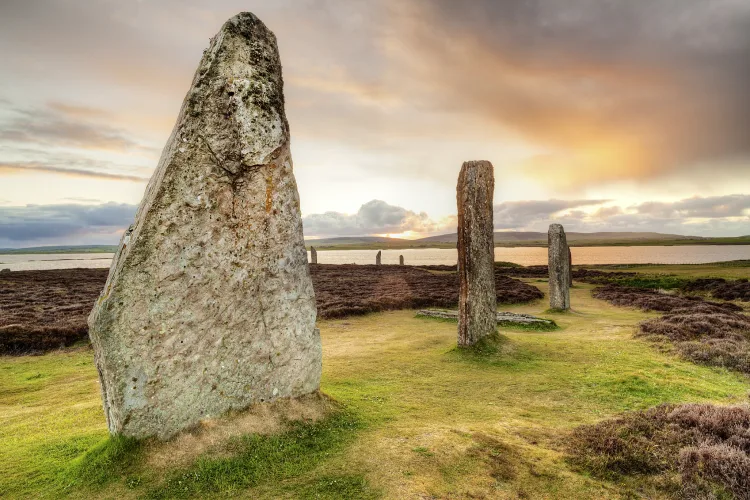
<box><xmin>0</xmin><ymin>266</ymin><xmax>544</xmax><ymax>353</ymax></box>
<box><xmin>144</xmin><ymin>391</ymin><xmax>335</xmax><ymax>471</ymax></box>
<box><xmin>311</xmin><ymin>264</ymin><xmax>543</xmax><ymax>319</ymax></box>
<box><xmin>568</xmin><ymin>403</ymin><xmax>750</xmax><ymax>499</ymax></box>
<box><xmin>683</xmin><ymin>278</ymin><xmax>750</xmax><ymax>302</ymax></box>
<box><xmin>0</xmin><ymin>269</ymin><xmax>106</xmax><ymax>354</ymax></box>
<box><xmin>593</xmin><ymin>285</ymin><xmax>750</xmax><ymax>373</ymax></box>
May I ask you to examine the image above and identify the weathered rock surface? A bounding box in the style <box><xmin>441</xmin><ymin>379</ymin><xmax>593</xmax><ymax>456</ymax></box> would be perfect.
<box><xmin>310</xmin><ymin>246</ymin><xmax>317</xmax><ymax>264</ymax></box>
<box><xmin>376</xmin><ymin>250</ymin><xmax>382</xmax><ymax>265</ymax></box>
<box><xmin>568</xmin><ymin>247</ymin><xmax>573</xmax><ymax>287</ymax></box>
<box><xmin>88</xmin><ymin>13</ymin><xmax>321</xmax><ymax>440</ymax></box>
<box><xmin>548</xmin><ymin>224</ymin><xmax>571</xmax><ymax>310</ymax></box>
<box><xmin>399</xmin><ymin>255</ymin><xmax>404</xmax><ymax>265</ymax></box>
<box><xmin>456</xmin><ymin>160</ymin><xmax>497</xmax><ymax>346</ymax></box>
<box><xmin>416</xmin><ymin>309</ymin><xmax>555</xmax><ymax>327</ymax></box>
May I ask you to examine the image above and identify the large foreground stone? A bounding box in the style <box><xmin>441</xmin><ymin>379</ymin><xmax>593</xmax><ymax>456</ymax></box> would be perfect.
<box><xmin>88</xmin><ymin>12</ymin><xmax>321</xmax><ymax>439</ymax></box>
<box><xmin>548</xmin><ymin>224</ymin><xmax>571</xmax><ymax>310</ymax></box>
<box><xmin>456</xmin><ymin>160</ymin><xmax>497</xmax><ymax>346</ymax></box>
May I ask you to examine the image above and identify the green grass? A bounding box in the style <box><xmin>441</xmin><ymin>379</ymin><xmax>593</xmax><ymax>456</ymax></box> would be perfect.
<box><xmin>1</xmin><ymin>270</ymin><xmax>749</xmax><ymax>498</ymax></box>
<box><xmin>143</xmin><ymin>410</ymin><xmax>364</xmax><ymax>499</ymax></box>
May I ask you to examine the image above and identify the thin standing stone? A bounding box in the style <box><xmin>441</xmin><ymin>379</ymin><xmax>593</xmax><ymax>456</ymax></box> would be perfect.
<box><xmin>568</xmin><ymin>246</ymin><xmax>573</xmax><ymax>287</ymax></box>
<box><xmin>399</xmin><ymin>255</ymin><xmax>404</xmax><ymax>265</ymax></box>
<box><xmin>456</xmin><ymin>160</ymin><xmax>497</xmax><ymax>346</ymax></box>
<box><xmin>376</xmin><ymin>250</ymin><xmax>382</xmax><ymax>265</ymax></box>
<box><xmin>310</xmin><ymin>246</ymin><xmax>317</xmax><ymax>264</ymax></box>
<box><xmin>548</xmin><ymin>224</ymin><xmax>571</xmax><ymax>310</ymax></box>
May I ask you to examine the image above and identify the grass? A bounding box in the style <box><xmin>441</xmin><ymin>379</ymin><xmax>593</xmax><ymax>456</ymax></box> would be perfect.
<box><xmin>1</xmin><ymin>268</ymin><xmax>749</xmax><ymax>498</ymax></box>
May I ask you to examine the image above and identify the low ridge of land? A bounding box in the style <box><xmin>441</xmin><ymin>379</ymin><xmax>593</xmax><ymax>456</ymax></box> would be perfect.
<box><xmin>3</xmin><ymin>232</ymin><xmax>748</xmax><ymax>254</ymax></box>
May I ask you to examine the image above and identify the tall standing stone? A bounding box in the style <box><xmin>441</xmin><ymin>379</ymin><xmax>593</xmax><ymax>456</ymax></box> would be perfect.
<box><xmin>568</xmin><ymin>247</ymin><xmax>573</xmax><ymax>287</ymax></box>
<box><xmin>399</xmin><ymin>255</ymin><xmax>404</xmax><ymax>265</ymax></box>
<box><xmin>87</xmin><ymin>13</ymin><xmax>321</xmax><ymax>439</ymax></box>
<box><xmin>548</xmin><ymin>224</ymin><xmax>571</xmax><ymax>310</ymax></box>
<box><xmin>376</xmin><ymin>250</ymin><xmax>382</xmax><ymax>265</ymax></box>
<box><xmin>310</xmin><ymin>246</ymin><xmax>317</xmax><ymax>264</ymax></box>
<box><xmin>456</xmin><ymin>160</ymin><xmax>497</xmax><ymax>347</ymax></box>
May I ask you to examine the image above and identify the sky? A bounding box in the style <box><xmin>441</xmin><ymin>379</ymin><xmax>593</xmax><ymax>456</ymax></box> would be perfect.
<box><xmin>0</xmin><ymin>0</ymin><xmax>749</xmax><ymax>247</ymax></box>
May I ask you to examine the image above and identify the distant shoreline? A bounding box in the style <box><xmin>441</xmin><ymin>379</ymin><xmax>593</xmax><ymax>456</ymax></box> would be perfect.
<box><xmin>306</xmin><ymin>238</ymin><xmax>750</xmax><ymax>250</ymax></box>
<box><xmin>1</xmin><ymin>237</ymin><xmax>750</xmax><ymax>254</ymax></box>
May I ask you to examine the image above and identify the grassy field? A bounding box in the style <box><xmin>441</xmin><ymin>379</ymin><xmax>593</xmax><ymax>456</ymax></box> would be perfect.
<box><xmin>2</xmin><ymin>270</ymin><xmax>748</xmax><ymax>499</ymax></box>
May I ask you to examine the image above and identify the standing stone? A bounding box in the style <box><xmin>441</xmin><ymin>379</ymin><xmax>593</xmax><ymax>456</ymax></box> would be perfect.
<box><xmin>399</xmin><ymin>255</ymin><xmax>404</xmax><ymax>265</ymax></box>
<box><xmin>310</xmin><ymin>246</ymin><xmax>317</xmax><ymax>264</ymax></box>
<box><xmin>548</xmin><ymin>224</ymin><xmax>571</xmax><ymax>310</ymax></box>
<box><xmin>456</xmin><ymin>160</ymin><xmax>497</xmax><ymax>347</ymax></box>
<box><xmin>568</xmin><ymin>247</ymin><xmax>573</xmax><ymax>287</ymax></box>
<box><xmin>87</xmin><ymin>13</ymin><xmax>321</xmax><ymax>440</ymax></box>
<box><xmin>376</xmin><ymin>250</ymin><xmax>382</xmax><ymax>265</ymax></box>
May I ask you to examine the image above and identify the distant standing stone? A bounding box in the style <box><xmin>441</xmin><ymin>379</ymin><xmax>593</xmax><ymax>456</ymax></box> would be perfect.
<box><xmin>376</xmin><ymin>250</ymin><xmax>382</xmax><ymax>265</ymax></box>
<box><xmin>548</xmin><ymin>224</ymin><xmax>571</xmax><ymax>310</ymax></box>
<box><xmin>87</xmin><ymin>13</ymin><xmax>321</xmax><ymax>440</ymax></box>
<box><xmin>568</xmin><ymin>246</ymin><xmax>573</xmax><ymax>287</ymax></box>
<box><xmin>399</xmin><ymin>255</ymin><xmax>404</xmax><ymax>265</ymax></box>
<box><xmin>456</xmin><ymin>160</ymin><xmax>497</xmax><ymax>346</ymax></box>
<box><xmin>310</xmin><ymin>246</ymin><xmax>317</xmax><ymax>264</ymax></box>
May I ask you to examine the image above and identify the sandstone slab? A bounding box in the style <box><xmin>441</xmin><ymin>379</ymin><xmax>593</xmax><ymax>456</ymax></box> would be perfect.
<box><xmin>416</xmin><ymin>309</ymin><xmax>555</xmax><ymax>328</ymax></box>
<box><xmin>88</xmin><ymin>13</ymin><xmax>320</xmax><ymax>439</ymax></box>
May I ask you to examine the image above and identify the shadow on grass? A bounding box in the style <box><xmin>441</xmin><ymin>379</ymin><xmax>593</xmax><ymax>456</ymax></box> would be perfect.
<box><xmin>58</xmin><ymin>406</ymin><xmax>374</xmax><ymax>499</ymax></box>
<box><xmin>453</xmin><ymin>333</ymin><xmax>512</xmax><ymax>357</ymax></box>
<box><xmin>58</xmin><ymin>435</ymin><xmax>143</xmax><ymax>490</ymax></box>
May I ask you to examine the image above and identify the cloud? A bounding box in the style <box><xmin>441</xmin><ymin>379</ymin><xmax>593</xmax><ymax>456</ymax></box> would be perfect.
<box><xmin>303</xmin><ymin>199</ymin><xmax>448</xmax><ymax>236</ymax></box>
<box><xmin>0</xmin><ymin>161</ymin><xmax>150</xmax><ymax>182</ymax></box>
<box><xmin>635</xmin><ymin>194</ymin><xmax>750</xmax><ymax>218</ymax></box>
<box><xmin>0</xmin><ymin>102</ymin><xmax>152</xmax><ymax>153</ymax></box>
<box><xmin>385</xmin><ymin>0</ymin><xmax>750</xmax><ymax>187</ymax></box>
<box><xmin>0</xmin><ymin>203</ymin><xmax>137</xmax><ymax>246</ymax></box>
<box><xmin>493</xmin><ymin>199</ymin><xmax>608</xmax><ymax>229</ymax></box>
<box><xmin>304</xmin><ymin>195</ymin><xmax>750</xmax><ymax>238</ymax></box>
<box><xmin>1</xmin><ymin>193</ymin><xmax>747</xmax><ymax>248</ymax></box>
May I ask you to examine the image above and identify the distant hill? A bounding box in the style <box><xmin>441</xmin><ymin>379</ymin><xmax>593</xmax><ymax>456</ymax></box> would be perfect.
<box><xmin>306</xmin><ymin>236</ymin><xmax>408</xmax><ymax>246</ymax></box>
<box><xmin>2</xmin><ymin>233</ymin><xmax>748</xmax><ymax>254</ymax></box>
<box><xmin>306</xmin><ymin>232</ymin><xmax>749</xmax><ymax>249</ymax></box>
<box><xmin>417</xmin><ymin>231</ymin><xmax>698</xmax><ymax>244</ymax></box>
<box><xmin>0</xmin><ymin>245</ymin><xmax>118</xmax><ymax>254</ymax></box>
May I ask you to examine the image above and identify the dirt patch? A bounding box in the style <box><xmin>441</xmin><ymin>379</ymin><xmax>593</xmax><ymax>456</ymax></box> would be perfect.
<box><xmin>0</xmin><ymin>266</ymin><xmax>543</xmax><ymax>354</ymax></box>
<box><xmin>568</xmin><ymin>403</ymin><xmax>750</xmax><ymax>499</ymax></box>
<box><xmin>593</xmin><ymin>285</ymin><xmax>750</xmax><ymax>373</ymax></box>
